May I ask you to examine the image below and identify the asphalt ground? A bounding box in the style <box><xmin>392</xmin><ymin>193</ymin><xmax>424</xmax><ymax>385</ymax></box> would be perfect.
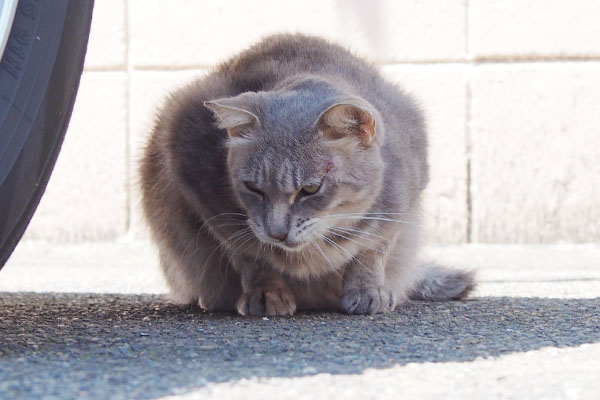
<box><xmin>1</xmin><ymin>242</ymin><xmax>599</xmax><ymax>399</ymax></box>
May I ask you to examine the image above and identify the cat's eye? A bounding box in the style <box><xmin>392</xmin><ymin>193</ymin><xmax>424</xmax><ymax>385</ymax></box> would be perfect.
<box><xmin>243</xmin><ymin>181</ymin><xmax>264</xmax><ymax>197</ymax></box>
<box><xmin>301</xmin><ymin>183</ymin><xmax>321</xmax><ymax>196</ymax></box>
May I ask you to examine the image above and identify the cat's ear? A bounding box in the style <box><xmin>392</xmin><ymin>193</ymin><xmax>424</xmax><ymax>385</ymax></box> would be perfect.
<box><xmin>204</xmin><ymin>96</ymin><xmax>259</xmax><ymax>138</ymax></box>
<box><xmin>316</xmin><ymin>101</ymin><xmax>376</xmax><ymax>147</ymax></box>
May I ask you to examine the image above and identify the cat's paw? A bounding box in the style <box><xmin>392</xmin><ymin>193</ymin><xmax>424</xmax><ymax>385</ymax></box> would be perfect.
<box><xmin>342</xmin><ymin>286</ymin><xmax>396</xmax><ymax>314</ymax></box>
<box><xmin>237</xmin><ymin>288</ymin><xmax>297</xmax><ymax>316</ymax></box>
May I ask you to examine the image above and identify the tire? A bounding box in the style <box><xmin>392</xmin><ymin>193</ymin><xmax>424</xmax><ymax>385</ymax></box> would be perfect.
<box><xmin>0</xmin><ymin>0</ymin><xmax>94</xmax><ymax>270</ymax></box>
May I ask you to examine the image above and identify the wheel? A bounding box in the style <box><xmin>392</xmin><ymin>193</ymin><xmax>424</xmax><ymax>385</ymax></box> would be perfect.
<box><xmin>0</xmin><ymin>0</ymin><xmax>94</xmax><ymax>270</ymax></box>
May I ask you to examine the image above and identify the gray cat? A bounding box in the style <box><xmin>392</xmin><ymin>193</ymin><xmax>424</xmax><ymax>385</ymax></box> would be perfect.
<box><xmin>140</xmin><ymin>34</ymin><xmax>474</xmax><ymax>316</ymax></box>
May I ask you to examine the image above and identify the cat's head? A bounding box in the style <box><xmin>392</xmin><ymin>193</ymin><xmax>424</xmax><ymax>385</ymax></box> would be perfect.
<box><xmin>205</xmin><ymin>79</ymin><xmax>385</xmax><ymax>252</ymax></box>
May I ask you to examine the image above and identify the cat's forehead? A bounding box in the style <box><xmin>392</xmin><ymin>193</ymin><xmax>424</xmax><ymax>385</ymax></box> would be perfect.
<box><xmin>259</xmin><ymin>98</ymin><xmax>320</xmax><ymax>134</ymax></box>
<box><xmin>240</xmin><ymin>139</ymin><xmax>324</xmax><ymax>183</ymax></box>
<box><xmin>255</xmin><ymin>139</ymin><xmax>320</xmax><ymax>166</ymax></box>
<box><xmin>253</xmin><ymin>157</ymin><xmax>304</xmax><ymax>193</ymax></box>
<box><xmin>258</xmin><ymin>80</ymin><xmax>341</xmax><ymax>132</ymax></box>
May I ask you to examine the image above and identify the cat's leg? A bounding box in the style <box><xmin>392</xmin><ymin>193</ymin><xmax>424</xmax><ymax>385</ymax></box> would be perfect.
<box><xmin>158</xmin><ymin>227</ymin><xmax>242</xmax><ymax>312</ymax></box>
<box><xmin>233</xmin><ymin>254</ymin><xmax>296</xmax><ymax>316</ymax></box>
<box><xmin>341</xmin><ymin>249</ymin><xmax>397</xmax><ymax>314</ymax></box>
<box><xmin>341</xmin><ymin>218</ymin><xmax>423</xmax><ymax>314</ymax></box>
<box><xmin>292</xmin><ymin>273</ymin><xmax>344</xmax><ymax>312</ymax></box>
<box><xmin>383</xmin><ymin>232</ymin><xmax>421</xmax><ymax>307</ymax></box>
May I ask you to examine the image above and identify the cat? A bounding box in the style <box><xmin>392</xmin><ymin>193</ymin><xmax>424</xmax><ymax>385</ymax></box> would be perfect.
<box><xmin>140</xmin><ymin>33</ymin><xmax>475</xmax><ymax>316</ymax></box>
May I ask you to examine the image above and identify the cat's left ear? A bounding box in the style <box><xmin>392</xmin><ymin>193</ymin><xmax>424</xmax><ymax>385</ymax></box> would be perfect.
<box><xmin>316</xmin><ymin>100</ymin><xmax>377</xmax><ymax>147</ymax></box>
<box><xmin>204</xmin><ymin>94</ymin><xmax>259</xmax><ymax>138</ymax></box>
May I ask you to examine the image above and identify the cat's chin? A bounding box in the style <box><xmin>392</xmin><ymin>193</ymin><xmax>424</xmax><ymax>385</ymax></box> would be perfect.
<box><xmin>274</xmin><ymin>241</ymin><xmax>310</xmax><ymax>252</ymax></box>
<box><xmin>255</xmin><ymin>237</ymin><xmax>310</xmax><ymax>252</ymax></box>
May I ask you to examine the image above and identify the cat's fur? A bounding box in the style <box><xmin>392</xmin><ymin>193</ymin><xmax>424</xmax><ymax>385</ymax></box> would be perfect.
<box><xmin>140</xmin><ymin>33</ymin><xmax>474</xmax><ymax>316</ymax></box>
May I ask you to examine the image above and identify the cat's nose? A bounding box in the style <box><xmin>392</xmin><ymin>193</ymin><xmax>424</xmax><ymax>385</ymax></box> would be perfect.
<box><xmin>267</xmin><ymin>228</ymin><xmax>288</xmax><ymax>242</ymax></box>
<box><xmin>265</xmin><ymin>202</ymin><xmax>290</xmax><ymax>241</ymax></box>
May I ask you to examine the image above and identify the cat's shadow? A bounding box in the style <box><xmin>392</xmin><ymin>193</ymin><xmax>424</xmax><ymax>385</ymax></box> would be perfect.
<box><xmin>1</xmin><ymin>293</ymin><xmax>598</xmax><ymax>398</ymax></box>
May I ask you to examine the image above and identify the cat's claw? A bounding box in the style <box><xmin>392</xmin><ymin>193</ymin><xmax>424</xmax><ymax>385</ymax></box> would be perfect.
<box><xmin>237</xmin><ymin>288</ymin><xmax>297</xmax><ymax>316</ymax></box>
<box><xmin>342</xmin><ymin>286</ymin><xmax>396</xmax><ymax>314</ymax></box>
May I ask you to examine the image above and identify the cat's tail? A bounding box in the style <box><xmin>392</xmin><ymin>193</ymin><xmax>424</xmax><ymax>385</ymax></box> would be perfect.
<box><xmin>409</xmin><ymin>262</ymin><xmax>476</xmax><ymax>301</ymax></box>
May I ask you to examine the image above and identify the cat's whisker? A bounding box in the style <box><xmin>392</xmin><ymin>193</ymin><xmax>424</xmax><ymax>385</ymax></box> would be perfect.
<box><xmin>254</xmin><ymin>242</ymin><xmax>265</xmax><ymax>266</ymax></box>
<box><xmin>328</xmin><ymin>229</ymin><xmax>384</xmax><ymax>255</ymax></box>
<box><xmin>323</xmin><ymin>215</ymin><xmax>413</xmax><ymax>224</ymax></box>
<box><xmin>318</xmin><ymin>234</ymin><xmax>369</xmax><ymax>271</ymax></box>
<box><xmin>324</xmin><ymin>212</ymin><xmax>410</xmax><ymax>217</ymax></box>
<box><xmin>197</xmin><ymin>214</ymin><xmax>250</xmax><ymax>258</ymax></box>
<box><xmin>219</xmin><ymin>232</ymin><xmax>252</xmax><ymax>261</ymax></box>
<box><xmin>194</xmin><ymin>225</ymin><xmax>204</xmax><ymax>253</ymax></box>
<box><xmin>221</xmin><ymin>228</ymin><xmax>253</xmax><ymax>249</ymax></box>
<box><xmin>199</xmin><ymin>212</ymin><xmax>248</xmax><ymax>231</ymax></box>
<box><xmin>311</xmin><ymin>240</ymin><xmax>344</xmax><ymax>281</ymax></box>
<box><xmin>229</xmin><ymin>234</ymin><xmax>256</xmax><ymax>260</ymax></box>
<box><xmin>329</xmin><ymin>225</ymin><xmax>390</xmax><ymax>243</ymax></box>
<box><xmin>321</xmin><ymin>215</ymin><xmax>414</xmax><ymax>225</ymax></box>
<box><xmin>211</xmin><ymin>222</ymin><xmax>249</xmax><ymax>229</ymax></box>
<box><xmin>194</xmin><ymin>214</ymin><xmax>248</xmax><ymax>255</ymax></box>
<box><xmin>311</xmin><ymin>240</ymin><xmax>337</xmax><ymax>273</ymax></box>
<box><xmin>329</xmin><ymin>226</ymin><xmax>380</xmax><ymax>243</ymax></box>
<box><xmin>218</xmin><ymin>230</ymin><xmax>256</xmax><ymax>267</ymax></box>
<box><xmin>216</xmin><ymin>233</ymin><xmax>250</xmax><ymax>261</ymax></box>
<box><xmin>205</xmin><ymin>228</ymin><xmax>253</xmax><ymax>270</ymax></box>
<box><xmin>213</xmin><ymin>212</ymin><xmax>248</xmax><ymax>218</ymax></box>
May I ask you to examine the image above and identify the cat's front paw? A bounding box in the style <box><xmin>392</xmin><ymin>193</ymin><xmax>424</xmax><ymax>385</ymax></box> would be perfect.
<box><xmin>342</xmin><ymin>286</ymin><xmax>396</xmax><ymax>315</ymax></box>
<box><xmin>237</xmin><ymin>288</ymin><xmax>297</xmax><ymax>316</ymax></box>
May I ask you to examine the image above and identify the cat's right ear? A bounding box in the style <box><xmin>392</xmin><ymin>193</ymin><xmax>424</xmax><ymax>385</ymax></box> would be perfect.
<box><xmin>204</xmin><ymin>98</ymin><xmax>259</xmax><ymax>138</ymax></box>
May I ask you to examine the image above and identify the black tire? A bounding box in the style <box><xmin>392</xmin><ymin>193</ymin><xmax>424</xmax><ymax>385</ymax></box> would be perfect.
<box><xmin>0</xmin><ymin>0</ymin><xmax>94</xmax><ymax>270</ymax></box>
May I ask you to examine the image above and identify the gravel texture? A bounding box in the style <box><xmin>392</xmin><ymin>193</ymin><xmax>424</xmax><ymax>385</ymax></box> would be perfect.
<box><xmin>1</xmin><ymin>293</ymin><xmax>599</xmax><ymax>399</ymax></box>
<box><xmin>1</xmin><ymin>243</ymin><xmax>599</xmax><ymax>399</ymax></box>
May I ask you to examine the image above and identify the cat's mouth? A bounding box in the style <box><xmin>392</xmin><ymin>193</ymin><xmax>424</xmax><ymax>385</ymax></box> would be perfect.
<box><xmin>273</xmin><ymin>240</ymin><xmax>308</xmax><ymax>252</ymax></box>
<box><xmin>246</xmin><ymin>219</ymin><xmax>310</xmax><ymax>252</ymax></box>
<box><xmin>256</xmin><ymin>234</ymin><xmax>310</xmax><ymax>252</ymax></box>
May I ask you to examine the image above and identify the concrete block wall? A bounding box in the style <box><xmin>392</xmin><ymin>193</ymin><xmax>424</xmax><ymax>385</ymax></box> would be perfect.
<box><xmin>23</xmin><ymin>0</ymin><xmax>600</xmax><ymax>244</ymax></box>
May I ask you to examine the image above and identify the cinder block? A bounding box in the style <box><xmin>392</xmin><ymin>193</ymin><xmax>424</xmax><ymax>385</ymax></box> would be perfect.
<box><xmin>129</xmin><ymin>0</ymin><xmax>466</xmax><ymax>68</ymax></box>
<box><xmin>84</xmin><ymin>0</ymin><xmax>126</xmax><ymax>70</ymax></box>
<box><xmin>383</xmin><ymin>66</ymin><xmax>469</xmax><ymax>244</ymax></box>
<box><xmin>23</xmin><ymin>73</ymin><xmax>128</xmax><ymax>241</ymax></box>
<box><xmin>471</xmin><ymin>64</ymin><xmax>600</xmax><ymax>243</ymax></box>
<box><xmin>129</xmin><ymin>70</ymin><xmax>207</xmax><ymax>239</ymax></box>
<box><xmin>471</xmin><ymin>0</ymin><xmax>600</xmax><ymax>59</ymax></box>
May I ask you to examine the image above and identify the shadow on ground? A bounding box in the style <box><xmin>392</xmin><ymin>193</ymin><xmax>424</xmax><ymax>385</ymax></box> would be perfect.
<box><xmin>1</xmin><ymin>293</ymin><xmax>599</xmax><ymax>399</ymax></box>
